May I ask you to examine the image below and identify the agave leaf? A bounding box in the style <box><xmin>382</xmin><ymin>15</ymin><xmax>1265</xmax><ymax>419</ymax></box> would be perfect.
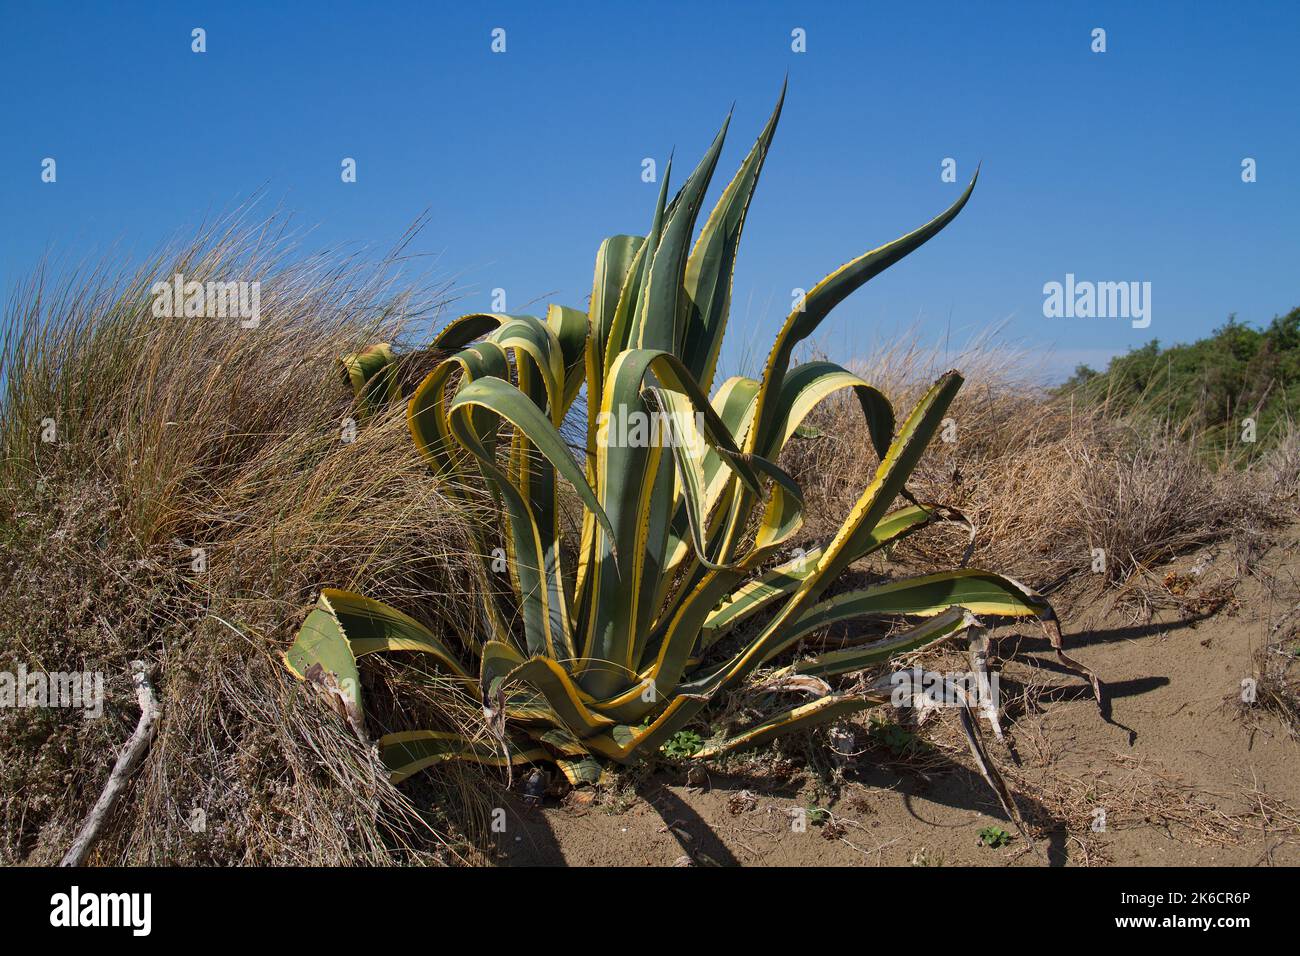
<box><xmin>600</xmin><ymin>236</ymin><xmax>650</xmax><ymax>386</ymax></box>
<box><xmin>636</xmin><ymin>113</ymin><xmax>730</xmax><ymax>353</ymax></box>
<box><xmin>694</xmin><ymin>691</ymin><xmax>887</xmax><ymax>759</ymax></box>
<box><xmin>593</xmin><ymin>454</ymin><xmax>804</xmax><ymax>722</ymax></box>
<box><xmin>671</xmin><ymin>372</ymin><xmax>961</xmax><ymax>700</ymax></box>
<box><xmin>588</xmin><ymin>236</ymin><xmax>646</xmax><ymax>396</ymax></box>
<box><xmin>477</xmin><ymin>640</ymin><xmax>573</xmax><ymax>725</ymax></box>
<box><xmin>606</xmin><ymin>121</ymin><xmax>733</xmax><ymax>670</ymax></box>
<box><xmin>405</xmin><ymin>341</ymin><xmax>517</xmax><ymax>646</ymax></box>
<box><xmin>489</xmin><ymin>315</ymin><xmax>567</xmax><ymax>424</ymax></box>
<box><xmin>380</xmin><ymin>730</ymin><xmax>549</xmax><ymax>784</ymax></box>
<box><xmin>653</xmin><ymin>389</ymin><xmax>756</xmax><ymax>572</ymax></box>
<box><xmin>449</xmin><ymin>376</ymin><xmax>614</xmax><ymax>538</ymax></box>
<box><xmin>595</xmin><ymin>464</ymin><xmax>806</xmax><ymax>726</ymax></box>
<box><xmin>580</xmin><ymin>347</ymin><xmax>771</xmax><ymax>696</ymax></box>
<box><xmin>682</xmin><ymin>81</ymin><xmax>786</xmax><ymax>392</ymax></box>
<box><xmin>757</xmin><ymin>566</ymin><xmax>1052</xmax><ymax>668</ymax></box>
<box><xmin>607</xmin><ymin>157</ymin><xmax>672</xmax><ymax>371</ymax></box>
<box><xmin>339</xmin><ymin>343</ymin><xmax>398</xmax><ymax>414</ymax></box>
<box><xmin>792</xmin><ymin>568</ymin><xmax>1052</xmax><ymax>631</ymax></box>
<box><xmin>408</xmin><ymin>340</ymin><xmax>508</xmax><ymax>478</ymax></box>
<box><xmin>525</xmin><ymin>726</ymin><xmax>590</xmax><ymax>757</ymax></box>
<box><xmin>449</xmin><ymin>377</ymin><xmax>615</xmax><ymax>661</ymax></box>
<box><xmin>748</xmin><ymin>172</ymin><xmax>978</xmax><ymax>456</ymax></box>
<box><xmin>546</xmin><ymin>303</ymin><xmax>591</xmax><ymax>410</ymax></box>
<box><xmin>553</xmin><ymin>755</ymin><xmax>605</xmax><ymax>786</ymax></box>
<box><xmin>659</xmin><ymin>375</ymin><xmax>763</xmax><ymax>569</ymax></box>
<box><xmin>652</xmin><ymin>374</ymin><xmax>764</xmax><ymax>627</ymax></box>
<box><xmin>580</xmin><ymin>694</ymin><xmax>708</xmax><ymax>763</ymax></box>
<box><xmin>577</xmin><ymin>238</ymin><xmax>648</xmax><ymax>612</ymax></box>
<box><xmin>582</xmin><ymin>153</ymin><xmax>702</xmax><ymax>650</ymax></box>
<box><xmin>283</xmin><ymin>602</ymin><xmax>365</xmax><ymax>738</ymax></box>
<box><xmin>525</xmin><ymin>727</ymin><xmax>608</xmax><ymax>785</ymax></box>
<box><xmin>339</xmin><ymin>342</ymin><xmax>395</xmax><ymax>394</ymax></box>
<box><xmin>762</xmin><ymin>360</ymin><xmax>894</xmax><ymax>462</ymax></box>
<box><xmin>700</xmin><ymin>502</ymin><xmax>950</xmax><ymax>648</ymax></box>
<box><xmin>769</xmin><ymin>606</ymin><xmax>976</xmax><ymax>679</ymax></box>
<box><xmin>502</xmin><ymin>656</ymin><xmax>621</xmax><ymax>737</ymax></box>
<box><xmin>780</xmin><ymin>372</ymin><xmax>964</xmax><ymax>605</ymax></box>
<box><xmin>319</xmin><ymin>588</ymin><xmax>474</xmax><ymax>683</ymax></box>
<box><xmin>504</xmin><ymin>317</ymin><xmax>571</xmax><ymax>618</ymax></box>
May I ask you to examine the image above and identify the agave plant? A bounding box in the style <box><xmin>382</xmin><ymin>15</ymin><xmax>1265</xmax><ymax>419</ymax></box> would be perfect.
<box><xmin>285</xmin><ymin>86</ymin><xmax>1100</xmax><ymax>796</ymax></box>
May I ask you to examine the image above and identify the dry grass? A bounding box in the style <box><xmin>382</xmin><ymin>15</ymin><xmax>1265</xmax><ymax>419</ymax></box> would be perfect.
<box><xmin>1233</xmin><ymin>601</ymin><xmax>1300</xmax><ymax>742</ymax></box>
<box><xmin>781</xmin><ymin>330</ymin><xmax>1293</xmax><ymax>599</ymax></box>
<box><xmin>0</xmin><ymin>215</ymin><xmax>505</xmax><ymax>865</ymax></box>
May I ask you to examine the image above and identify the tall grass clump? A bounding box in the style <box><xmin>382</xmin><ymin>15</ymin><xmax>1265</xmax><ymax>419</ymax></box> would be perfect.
<box><xmin>0</xmin><ymin>213</ymin><xmax>496</xmax><ymax>864</ymax></box>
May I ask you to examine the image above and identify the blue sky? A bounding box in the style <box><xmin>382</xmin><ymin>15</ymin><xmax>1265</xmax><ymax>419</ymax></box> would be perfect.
<box><xmin>2</xmin><ymin>1</ymin><xmax>1297</xmax><ymax>381</ymax></box>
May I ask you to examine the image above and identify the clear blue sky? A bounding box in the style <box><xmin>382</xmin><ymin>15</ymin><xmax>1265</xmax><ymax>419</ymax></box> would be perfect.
<box><xmin>2</xmin><ymin>1</ymin><xmax>1297</xmax><ymax>381</ymax></box>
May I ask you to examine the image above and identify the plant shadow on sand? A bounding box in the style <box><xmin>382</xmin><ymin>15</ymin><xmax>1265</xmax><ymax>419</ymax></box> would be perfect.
<box><xmin>487</xmin><ymin>758</ymin><xmax>1077</xmax><ymax>866</ymax></box>
<box><xmin>992</xmin><ymin>612</ymin><xmax>1222</xmax><ymax>738</ymax></box>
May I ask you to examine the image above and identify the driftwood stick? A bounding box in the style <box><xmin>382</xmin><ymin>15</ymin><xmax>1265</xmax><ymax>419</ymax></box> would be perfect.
<box><xmin>966</xmin><ymin>623</ymin><xmax>1004</xmax><ymax>740</ymax></box>
<box><xmin>60</xmin><ymin>661</ymin><xmax>161</xmax><ymax>867</ymax></box>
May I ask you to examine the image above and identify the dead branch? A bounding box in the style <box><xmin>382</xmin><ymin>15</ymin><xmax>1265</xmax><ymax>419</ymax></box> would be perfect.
<box><xmin>60</xmin><ymin>661</ymin><xmax>161</xmax><ymax>867</ymax></box>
